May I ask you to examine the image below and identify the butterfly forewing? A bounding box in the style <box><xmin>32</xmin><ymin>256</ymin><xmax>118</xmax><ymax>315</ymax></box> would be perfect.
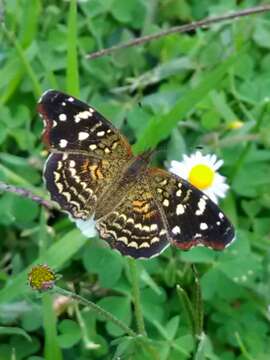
<box><xmin>39</xmin><ymin>90</ymin><xmax>132</xmax><ymax>220</ymax></box>
<box><xmin>148</xmin><ymin>168</ymin><xmax>235</xmax><ymax>250</ymax></box>
<box><xmin>38</xmin><ymin>90</ymin><xmax>132</xmax><ymax>160</ymax></box>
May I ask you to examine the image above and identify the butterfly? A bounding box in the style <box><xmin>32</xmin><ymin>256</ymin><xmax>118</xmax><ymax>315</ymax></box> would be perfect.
<box><xmin>38</xmin><ymin>90</ymin><xmax>235</xmax><ymax>259</ymax></box>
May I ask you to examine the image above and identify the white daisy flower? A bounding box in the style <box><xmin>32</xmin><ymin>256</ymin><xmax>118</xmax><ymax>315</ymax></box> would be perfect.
<box><xmin>169</xmin><ymin>151</ymin><xmax>229</xmax><ymax>204</ymax></box>
<box><xmin>69</xmin><ymin>215</ymin><xmax>97</xmax><ymax>238</ymax></box>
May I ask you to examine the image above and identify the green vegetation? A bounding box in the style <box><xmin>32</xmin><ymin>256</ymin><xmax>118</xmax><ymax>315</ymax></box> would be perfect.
<box><xmin>1</xmin><ymin>0</ymin><xmax>270</xmax><ymax>359</ymax></box>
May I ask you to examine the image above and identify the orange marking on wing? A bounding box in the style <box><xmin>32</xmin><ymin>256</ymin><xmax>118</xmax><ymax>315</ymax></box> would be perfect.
<box><xmin>81</xmin><ymin>160</ymin><xmax>90</xmax><ymax>173</ymax></box>
<box><xmin>132</xmin><ymin>200</ymin><xmax>146</xmax><ymax>208</ymax></box>
<box><xmin>143</xmin><ymin>210</ymin><xmax>157</xmax><ymax>219</ymax></box>
<box><xmin>96</xmin><ymin>167</ymin><xmax>104</xmax><ymax>179</ymax></box>
<box><xmin>133</xmin><ymin>203</ymin><xmax>150</xmax><ymax>214</ymax></box>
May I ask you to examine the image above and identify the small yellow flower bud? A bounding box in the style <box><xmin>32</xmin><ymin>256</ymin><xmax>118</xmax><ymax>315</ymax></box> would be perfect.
<box><xmin>28</xmin><ymin>264</ymin><xmax>56</xmax><ymax>291</ymax></box>
<box><xmin>228</xmin><ymin>120</ymin><xmax>244</xmax><ymax>130</ymax></box>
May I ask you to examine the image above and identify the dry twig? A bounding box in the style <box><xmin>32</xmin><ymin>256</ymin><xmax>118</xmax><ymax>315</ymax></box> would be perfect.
<box><xmin>0</xmin><ymin>181</ymin><xmax>54</xmax><ymax>210</ymax></box>
<box><xmin>86</xmin><ymin>5</ymin><xmax>270</xmax><ymax>60</ymax></box>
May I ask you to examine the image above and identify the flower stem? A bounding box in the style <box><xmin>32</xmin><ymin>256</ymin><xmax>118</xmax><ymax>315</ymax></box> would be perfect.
<box><xmin>54</xmin><ymin>286</ymin><xmax>137</xmax><ymax>337</ymax></box>
<box><xmin>128</xmin><ymin>258</ymin><xmax>146</xmax><ymax>336</ymax></box>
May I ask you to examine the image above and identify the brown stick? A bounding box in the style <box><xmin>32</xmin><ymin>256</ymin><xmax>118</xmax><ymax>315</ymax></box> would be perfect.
<box><xmin>0</xmin><ymin>181</ymin><xmax>54</xmax><ymax>210</ymax></box>
<box><xmin>86</xmin><ymin>5</ymin><xmax>270</xmax><ymax>60</ymax></box>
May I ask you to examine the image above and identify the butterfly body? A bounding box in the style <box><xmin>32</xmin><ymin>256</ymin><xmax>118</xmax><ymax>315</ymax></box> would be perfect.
<box><xmin>94</xmin><ymin>153</ymin><xmax>151</xmax><ymax>220</ymax></box>
<box><xmin>38</xmin><ymin>90</ymin><xmax>235</xmax><ymax>259</ymax></box>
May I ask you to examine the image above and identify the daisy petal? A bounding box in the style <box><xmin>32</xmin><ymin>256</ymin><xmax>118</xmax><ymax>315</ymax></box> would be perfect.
<box><xmin>74</xmin><ymin>217</ymin><xmax>97</xmax><ymax>238</ymax></box>
<box><xmin>168</xmin><ymin>151</ymin><xmax>229</xmax><ymax>204</ymax></box>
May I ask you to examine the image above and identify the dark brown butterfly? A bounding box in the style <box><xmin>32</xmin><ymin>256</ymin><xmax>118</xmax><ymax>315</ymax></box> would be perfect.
<box><xmin>38</xmin><ymin>90</ymin><xmax>235</xmax><ymax>259</ymax></box>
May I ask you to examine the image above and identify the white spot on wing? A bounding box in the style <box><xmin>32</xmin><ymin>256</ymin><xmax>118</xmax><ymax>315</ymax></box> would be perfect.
<box><xmin>163</xmin><ymin>199</ymin><xmax>169</xmax><ymax>207</ymax></box>
<box><xmin>195</xmin><ymin>198</ymin><xmax>207</xmax><ymax>216</ymax></box>
<box><xmin>172</xmin><ymin>226</ymin><xmax>181</xmax><ymax>235</ymax></box>
<box><xmin>59</xmin><ymin>139</ymin><xmax>68</xmax><ymax>148</ymax></box>
<box><xmin>74</xmin><ymin>111</ymin><xmax>92</xmax><ymax>123</ymax></box>
<box><xmin>200</xmin><ymin>223</ymin><xmax>208</xmax><ymax>230</ymax></box>
<box><xmin>128</xmin><ymin>241</ymin><xmax>138</xmax><ymax>248</ymax></box>
<box><xmin>59</xmin><ymin>113</ymin><xmax>67</xmax><ymax>121</ymax></box>
<box><xmin>219</xmin><ymin>212</ymin><xmax>224</xmax><ymax>219</ymax></box>
<box><xmin>150</xmin><ymin>224</ymin><xmax>158</xmax><ymax>231</ymax></box>
<box><xmin>139</xmin><ymin>242</ymin><xmax>150</xmax><ymax>248</ymax></box>
<box><xmin>151</xmin><ymin>236</ymin><xmax>159</xmax><ymax>244</ymax></box>
<box><xmin>78</xmin><ymin>131</ymin><xmax>90</xmax><ymax>140</ymax></box>
<box><xmin>176</xmin><ymin>204</ymin><xmax>185</xmax><ymax>215</ymax></box>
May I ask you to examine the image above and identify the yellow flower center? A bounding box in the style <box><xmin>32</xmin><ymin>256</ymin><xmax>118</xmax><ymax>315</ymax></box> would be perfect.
<box><xmin>188</xmin><ymin>164</ymin><xmax>214</xmax><ymax>190</ymax></box>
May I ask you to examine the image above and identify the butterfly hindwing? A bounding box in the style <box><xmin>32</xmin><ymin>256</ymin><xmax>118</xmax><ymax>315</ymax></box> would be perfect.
<box><xmin>96</xmin><ymin>176</ymin><xmax>170</xmax><ymax>259</ymax></box>
<box><xmin>148</xmin><ymin>168</ymin><xmax>235</xmax><ymax>250</ymax></box>
<box><xmin>44</xmin><ymin>149</ymin><xmax>129</xmax><ymax>220</ymax></box>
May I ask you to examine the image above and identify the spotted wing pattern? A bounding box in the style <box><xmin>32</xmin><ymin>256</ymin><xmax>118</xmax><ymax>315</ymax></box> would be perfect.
<box><xmin>39</xmin><ymin>90</ymin><xmax>235</xmax><ymax>259</ymax></box>
<box><xmin>148</xmin><ymin>168</ymin><xmax>235</xmax><ymax>250</ymax></box>
<box><xmin>44</xmin><ymin>153</ymin><xmax>120</xmax><ymax>219</ymax></box>
<box><xmin>96</xmin><ymin>176</ymin><xmax>170</xmax><ymax>259</ymax></box>
<box><xmin>38</xmin><ymin>90</ymin><xmax>132</xmax><ymax>220</ymax></box>
<box><xmin>38</xmin><ymin>90</ymin><xmax>132</xmax><ymax>160</ymax></box>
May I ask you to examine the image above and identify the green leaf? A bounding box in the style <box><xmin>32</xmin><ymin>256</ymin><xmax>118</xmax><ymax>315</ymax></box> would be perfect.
<box><xmin>97</xmin><ymin>296</ymin><xmax>131</xmax><ymax>337</ymax></box>
<box><xmin>58</xmin><ymin>319</ymin><xmax>81</xmax><ymax>349</ymax></box>
<box><xmin>0</xmin><ymin>326</ymin><xmax>31</xmax><ymax>342</ymax></box>
<box><xmin>110</xmin><ymin>0</ymin><xmax>146</xmax><ymax>28</ymax></box>
<box><xmin>82</xmin><ymin>245</ymin><xmax>123</xmax><ymax>288</ymax></box>
<box><xmin>166</xmin><ymin>316</ymin><xmax>180</xmax><ymax>340</ymax></box>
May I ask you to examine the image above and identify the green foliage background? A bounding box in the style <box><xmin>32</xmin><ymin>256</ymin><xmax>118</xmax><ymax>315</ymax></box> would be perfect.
<box><xmin>1</xmin><ymin>0</ymin><xmax>270</xmax><ymax>359</ymax></box>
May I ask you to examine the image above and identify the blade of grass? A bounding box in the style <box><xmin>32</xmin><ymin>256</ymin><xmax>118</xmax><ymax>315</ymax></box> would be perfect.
<box><xmin>43</xmin><ymin>294</ymin><xmax>63</xmax><ymax>360</ymax></box>
<box><xmin>38</xmin><ymin>53</ymin><xmax>60</xmax><ymax>90</ymax></box>
<box><xmin>66</xmin><ymin>0</ymin><xmax>79</xmax><ymax>96</ymax></box>
<box><xmin>0</xmin><ymin>229</ymin><xmax>89</xmax><ymax>303</ymax></box>
<box><xmin>1</xmin><ymin>24</ymin><xmax>42</xmax><ymax>98</ymax></box>
<box><xmin>176</xmin><ymin>284</ymin><xmax>196</xmax><ymax>338</ymax></box>
<box><xmin>133</xmin><ymin>51</ymin><xmax>242</xmax><ymax>153</ymax></box>
<box><xmin>19</xmin><ymin>0</ymin><xmax>41</xmax><ymax>48</ymax></box>
<box><xmin>235</xmin><ymin>332</ymin><xmax>255</xmax><ymax>360</ymax></box>
<box><xmin>0</xmin><ymin>65</ymin><xmax>23</xmax><ymax>105</ymax></box>
<box><xmin>0</xmin><ymin>0</ymin><xmax>41</xmax><ymax>103</ymax></box>
<box><xmin>192</xmin><ymin>265</ymin><xmax>204</xmax><ymax>337</ymax></box>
